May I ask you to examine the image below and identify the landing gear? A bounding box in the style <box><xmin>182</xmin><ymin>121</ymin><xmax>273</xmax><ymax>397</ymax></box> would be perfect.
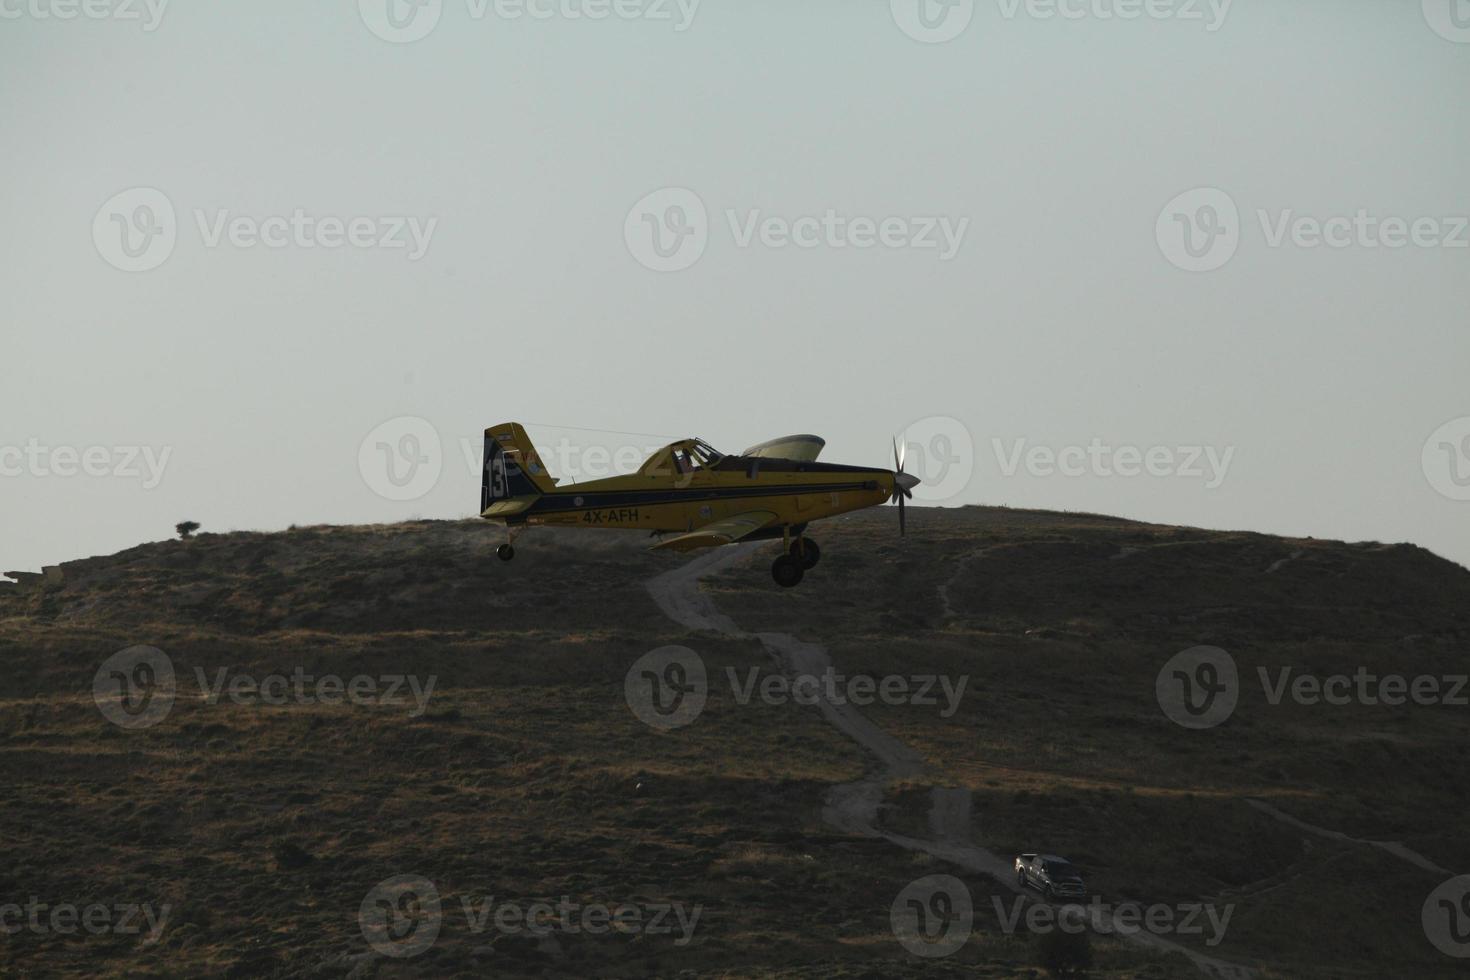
<box><xmin>771</xmin><ymin>554</ymin><xmax>804</xmax><ymax>588</ymax></box>
<box><xmin>496</xmin><ymin>543</ymin><xmax>515</xmax><ymax>562</ymax></box>
<box><xmin>789</xmin><ymin>538</ymin><xmax>820</xmax><ymax>569</ymax></box>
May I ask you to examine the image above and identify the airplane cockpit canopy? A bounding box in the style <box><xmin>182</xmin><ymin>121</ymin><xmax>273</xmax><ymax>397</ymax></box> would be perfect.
<box><xmin>637</xmin><ymin>438</ymin><xmax>726</xmax><ymax>476</ymax></box>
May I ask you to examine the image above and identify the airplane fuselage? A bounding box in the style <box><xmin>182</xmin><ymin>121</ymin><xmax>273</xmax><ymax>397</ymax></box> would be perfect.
<box><xmin>484</xmin><ymin>457</ymin><xmax>897</xmax><ymax>535</ymax></box>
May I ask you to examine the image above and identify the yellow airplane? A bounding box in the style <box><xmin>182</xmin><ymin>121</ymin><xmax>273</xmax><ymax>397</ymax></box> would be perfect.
<box><xmin>479</xmin><ymin>422</ymin><xmax>918</xmax><ymax>587</ymax></box>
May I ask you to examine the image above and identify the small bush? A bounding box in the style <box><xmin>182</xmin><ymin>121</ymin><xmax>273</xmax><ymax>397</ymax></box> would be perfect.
<box><xmin>1036</xmin><ymin>925</ymin><xmax>1093</xmax><ymax>977</ymax></box>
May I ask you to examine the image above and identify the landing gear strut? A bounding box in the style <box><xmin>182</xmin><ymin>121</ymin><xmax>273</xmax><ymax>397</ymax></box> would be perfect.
<box><xmin>772</xmin><ymin>532</ymin><xmax>818</xmax><ymax>587</ymax></box>
<box><xmin>497</xmin><ymin>525</ymin><xmax>522</xmax><ymax>562</ymax></box>
<box><xmin>790</xmin><ymin>537</ymin><xmax>820</xmax><ymax>569</ymax></box>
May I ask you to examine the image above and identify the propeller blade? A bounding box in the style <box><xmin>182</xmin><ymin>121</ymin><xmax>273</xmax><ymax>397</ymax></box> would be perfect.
<box><xmin>889</xmin><ymin>435</ymin><xmax>917</xmax><ymax>537</ymax></box>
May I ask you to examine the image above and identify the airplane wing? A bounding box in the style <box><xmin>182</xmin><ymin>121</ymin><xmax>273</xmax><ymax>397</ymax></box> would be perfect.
<box><xmin>741</xmin><ymin>434</ymin><xmax>825</xmax><ymax>462</ymax></box>
<box><xmin>650</xmin><ymin>510</ymin><xmax>778</xmax><ymax>552</ymax></box>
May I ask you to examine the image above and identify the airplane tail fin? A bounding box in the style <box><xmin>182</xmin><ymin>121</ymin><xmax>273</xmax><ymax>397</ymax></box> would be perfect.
<box><xmin>481</xmin><ymin>422</ymin><xmax>557</xmax><ymax>517</ymax></box>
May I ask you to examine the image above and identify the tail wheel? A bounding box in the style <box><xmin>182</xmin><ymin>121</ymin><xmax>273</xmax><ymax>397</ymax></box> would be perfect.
<box><xmin>496</xmin><ymin>544</ymin><xmax>515</xmax><ymax>562</ymax></box>
<box><xmin>789</xmin><ymin>538</ymin><xmax>820</xmax><ymax>569</ymax></box>
<box><xmin>771</xmin><ymin>554</ymin><xmax>804</xmax><ymax>588</ymax></box>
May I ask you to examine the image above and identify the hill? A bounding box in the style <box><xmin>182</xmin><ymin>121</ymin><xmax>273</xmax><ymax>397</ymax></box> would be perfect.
<box><xmin>2</xmin><ymin>507</ymin><xmax>1467</xmax><ymax>978</ymax></box>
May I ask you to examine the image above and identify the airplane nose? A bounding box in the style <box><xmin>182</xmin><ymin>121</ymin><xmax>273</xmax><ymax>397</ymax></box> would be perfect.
<box><xmin>895</xmin><ymin>472</ymin><xmax>920</xmax><ymax>492</ymax></box>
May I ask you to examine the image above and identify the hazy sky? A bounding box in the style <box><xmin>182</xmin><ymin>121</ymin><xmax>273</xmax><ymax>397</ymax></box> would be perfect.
<box><xmin>3</xmin><ymin>0</ymin><xmax>1468</xmax><ymax>576</ymax></box>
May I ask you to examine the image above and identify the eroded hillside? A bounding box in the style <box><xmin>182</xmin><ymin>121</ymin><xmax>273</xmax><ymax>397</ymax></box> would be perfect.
<box><xmin>2</xmin><ymin>509</ymin><xmax>1467</xmax><ymax>978</ymax></box>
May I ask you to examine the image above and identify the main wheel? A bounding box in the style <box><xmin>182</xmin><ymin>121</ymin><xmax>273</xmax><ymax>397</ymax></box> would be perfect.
<box><xmin>496</xmin><ymin>544</ymin><xmax>515</xmax><ymax>562</ymax></box>
<box><xmin>790</xmin><ymin>538</ymin><xmax>820</xmax><ymax>569</ymax></box>
<box><xmin>771</xmin><ymin>554</ymin><xmax>804</xmax><ymax>588</ymax></box>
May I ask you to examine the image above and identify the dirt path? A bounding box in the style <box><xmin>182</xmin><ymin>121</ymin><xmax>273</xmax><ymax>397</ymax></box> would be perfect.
<box><xmin>936</xmin><ymin>546</ymin><xmax>993</xmax><ymax>622</ymax></box>
<box><xmin>1246</xmin><ymin>799</ymin><xmax>1450</xmax><ymax>875</ymax></box>
<box><xmin>646</xmin><ymin>546</ymin><xmax>1259</xmax><ymax>979</ymax></box>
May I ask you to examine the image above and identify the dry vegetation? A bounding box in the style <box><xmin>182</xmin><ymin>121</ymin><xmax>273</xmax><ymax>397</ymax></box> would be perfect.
<box><xmin>1</xmin><ymin>508</ymin><xmax>1467</xmax><ymax>977</ymax></box>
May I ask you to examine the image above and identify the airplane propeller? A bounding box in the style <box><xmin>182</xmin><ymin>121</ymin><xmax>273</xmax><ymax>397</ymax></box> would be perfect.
<box><xmin>892</xmin><ymin>437</ymin><xmax>918</xmax><ymax>535</ymax></box>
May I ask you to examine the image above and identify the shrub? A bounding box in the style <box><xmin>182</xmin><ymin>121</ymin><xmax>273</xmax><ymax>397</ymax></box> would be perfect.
<box><xmin>1036</xmin><ymin>925</ymin><xmax>1093</xmax><ymax>977</ymax></box>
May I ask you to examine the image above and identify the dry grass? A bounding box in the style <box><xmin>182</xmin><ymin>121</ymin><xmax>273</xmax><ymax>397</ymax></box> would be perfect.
<box><xmin>1</xmin><ymin>511</ymin><xmax>1467</xmax><ymax>977</ymax></box>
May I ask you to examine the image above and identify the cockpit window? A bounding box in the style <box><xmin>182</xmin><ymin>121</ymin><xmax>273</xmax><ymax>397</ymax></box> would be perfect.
<box><xmin>639</xmin><ymin>439</ymin><xmax>725</xmax><ymax>477</ymax></box>
<box><xmin>689</xmin><ymin>440</ymin><xmax>723</xmax><ymax>467</ymax></box>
